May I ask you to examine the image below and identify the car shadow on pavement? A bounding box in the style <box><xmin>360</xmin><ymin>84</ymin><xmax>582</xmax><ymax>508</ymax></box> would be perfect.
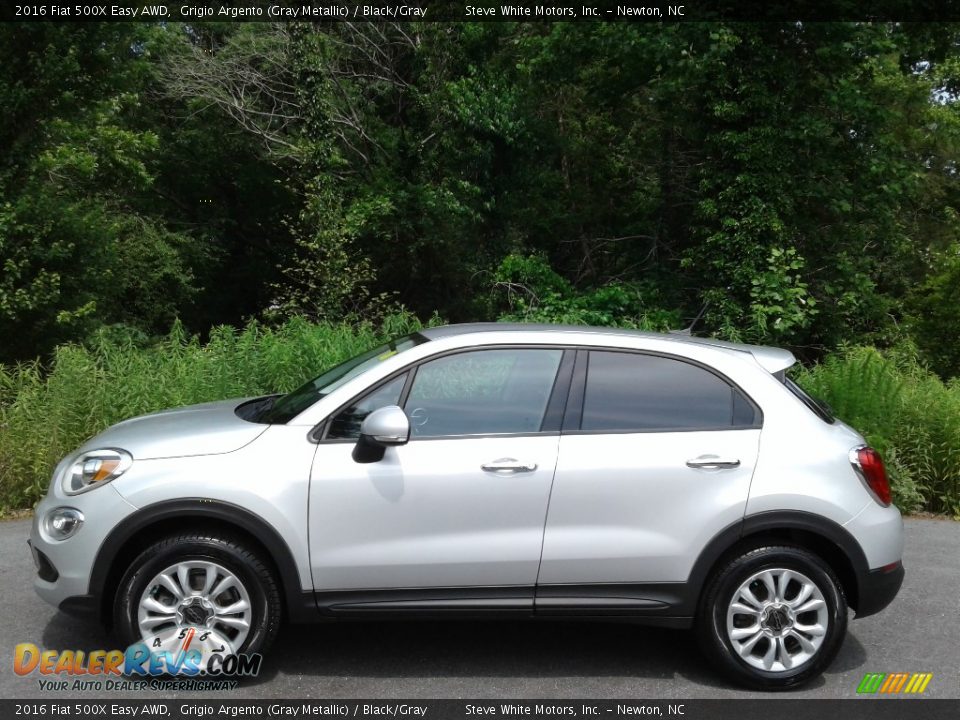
<box><xmin>42</xmin><ymin>610</ymin><xmax>115</xmax><ymax>650</ymax></box>
<box><xmin>40</xmin><ymin>614</ymin><xmax>866</xmax><ymax>693</ymax></box>
<box><xmin>241</xmin><ymin>621</ymin><xmax>722</xmax><ymax>687</ymax></box>
<box><xmin>242</xmin><ymin>620</ymin><xmax>866</xmax><ymax>691</ymax></box>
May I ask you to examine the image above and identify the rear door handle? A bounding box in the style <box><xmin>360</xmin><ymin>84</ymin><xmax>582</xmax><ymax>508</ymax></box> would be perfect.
<box><xmin>686</xmin><ymin>456</ymin><xmax>741</xmax><ymax>469</ymax></box>
<box><xmin>481</xmin><ymin>458</ymin><xmax>538</xmax><ymax>473</ymax></box>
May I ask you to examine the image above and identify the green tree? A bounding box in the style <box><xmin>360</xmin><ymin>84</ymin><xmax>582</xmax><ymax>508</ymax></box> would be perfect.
<box><xmin>676</xmin><ymin>23</ymin><xmax>960</xmax><ymax>350</ymax></box>
<box><xmin>0</xmin><ymin>24</ymin><xmax>196</xmax><ymax>360</ymax></box>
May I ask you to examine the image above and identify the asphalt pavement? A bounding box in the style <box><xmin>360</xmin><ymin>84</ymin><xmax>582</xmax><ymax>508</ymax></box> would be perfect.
<box><xmin>1</xmin><ymin>517</ymin><xmax>957</xmax><ymax>699</ymax></box>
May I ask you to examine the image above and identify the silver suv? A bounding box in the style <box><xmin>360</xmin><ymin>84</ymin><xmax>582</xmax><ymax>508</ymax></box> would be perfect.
<box><xmin>29</xmin><ymin>324</ymin><xmax>904</xmax><ymax>689</ymax></box>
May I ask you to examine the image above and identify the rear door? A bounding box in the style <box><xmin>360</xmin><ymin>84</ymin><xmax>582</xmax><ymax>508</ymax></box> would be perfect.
<box><xmin>537</xmin><ymin>349</ymin><xmax>761</xmax><ymax>603</ymax></box>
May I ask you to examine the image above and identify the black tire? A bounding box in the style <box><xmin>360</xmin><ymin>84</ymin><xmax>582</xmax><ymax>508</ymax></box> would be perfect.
<box><xmin>696</xmin><ymin>544</ymin><xmax>847</xmax><ymax>690</ymax></box>
<box><xmin>114</xmin><ymin>532</ymin><xmax>281</xmax><ymax>656</ymax></box>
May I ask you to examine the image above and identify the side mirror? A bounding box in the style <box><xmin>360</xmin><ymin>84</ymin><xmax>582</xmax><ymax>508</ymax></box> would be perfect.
<box><xmin>352</xmin><ymin>405</ymin><xmax>410</xmax><ymax>464</ymax></box>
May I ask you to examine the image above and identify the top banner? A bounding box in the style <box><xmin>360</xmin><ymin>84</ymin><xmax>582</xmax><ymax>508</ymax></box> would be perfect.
<box><xmin>3</xmin><ymin>0</ymin><xmax>960</xmax><ymax>22</ymax></box>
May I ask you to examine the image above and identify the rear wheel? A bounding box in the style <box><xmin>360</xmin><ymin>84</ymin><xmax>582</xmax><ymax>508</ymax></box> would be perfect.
<box><xmin>697</xmin><ymin>545</ymin><xmax>847</xmax><ymax>689</ymax></box>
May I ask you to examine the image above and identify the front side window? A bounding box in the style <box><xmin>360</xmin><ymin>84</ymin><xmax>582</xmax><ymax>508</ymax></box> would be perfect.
<box><xmin>581</xmin><ymin>351</ymin><xmax>756</xmax><ymax>432</ymax></box>
<box><xmin>260</xmin><ymin>334</ymin><xmax>426</xmax><ymax>424</ymax></box>
<box><xmin>404</xmin><ymin>348</ymin><xmax>563</xmax><ymax>437</ymax></box>
<box><xmin>327</xmin><ymin>373</ymin><xmax>408</xmax><ymax>439</ymax></box>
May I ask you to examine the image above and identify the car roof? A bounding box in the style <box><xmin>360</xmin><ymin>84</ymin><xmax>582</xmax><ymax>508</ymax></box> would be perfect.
<box><xmin>418</xmin><ymin>323</ymin><xmax>795</xmax><ymax>374</ymax></box>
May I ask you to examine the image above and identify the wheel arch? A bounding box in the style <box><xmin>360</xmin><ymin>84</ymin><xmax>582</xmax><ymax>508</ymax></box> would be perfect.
<box><xmin>90</xmin><ymin>498</ymin><xmax>314</xmax><ymax>627</ymax></box>
<box><xmin>687</xmin><ymin>510</ymin><xmax>868</xmax><ymax>615</ymax></box>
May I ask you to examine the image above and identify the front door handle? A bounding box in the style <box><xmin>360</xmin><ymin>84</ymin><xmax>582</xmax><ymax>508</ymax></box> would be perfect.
<box><xmin>686</xmin><ymin>455</ymin><xmax>741</xmax><ymax>469</ymax></box>
<box><xmin>481</xmin><ymin>458</ymin><xmax>538</xmax><ymax>473</ymax></box>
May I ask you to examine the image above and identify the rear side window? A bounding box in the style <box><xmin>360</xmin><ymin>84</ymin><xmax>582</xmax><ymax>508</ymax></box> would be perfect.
<box><xmin>580</xmin><ymin>351</ymin><xmax>758</xmax><ymax>432</ymax></box>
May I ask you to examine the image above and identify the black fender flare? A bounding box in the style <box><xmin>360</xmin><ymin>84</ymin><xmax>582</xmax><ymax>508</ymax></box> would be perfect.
<box><xmin>682</xmin><ymin>510</ymin><xmax>869</xmax><ymax>615</ymax></box>
<box><xmin>89</xmin><ymin>498</ymin><xmax>315</xmax><ymax>623</ymax></box>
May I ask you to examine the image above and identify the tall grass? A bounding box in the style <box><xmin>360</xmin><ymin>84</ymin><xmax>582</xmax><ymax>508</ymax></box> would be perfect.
<box><xmin>2</xmin><ymin>320</ymin><xmax>959</xmax><ymax>516</ymax></box>
<box><xmin>0</xmin><ymin>313</ymin><xmax>426</xmax><ymax>510</ymax></box>
<box><xmin>794</xmin><ymin>346</ymin><xmax>960</xmax><ymax>516</ymax></box>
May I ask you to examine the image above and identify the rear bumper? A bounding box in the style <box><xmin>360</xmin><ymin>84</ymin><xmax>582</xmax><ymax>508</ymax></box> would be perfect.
<box><xmin>856</xmin><ymin>560</ymin><xmax>904</xmax><ymax>618</ymax></box>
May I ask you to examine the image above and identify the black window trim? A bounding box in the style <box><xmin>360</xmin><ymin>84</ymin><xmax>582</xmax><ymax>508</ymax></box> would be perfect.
<box><xmin>312</xmin><ymin>344</ymin><xmax>576</xmax><ymax>443</ymax></box>
<box><xmin>783</xmin><ymin>376</ymin><xmax>836</xmax><ymax>425</ymax></box>
<box><xmin>562</xmin><ymin>347</ymin><xmax>764</xmax><ymax>435</ymax></box>
<box><xmin>561</xmin><ymin>349</ymin><xmax>588</xmax><ymax>433</ymax></box>
<box><xmin>317</xmin><ymin>370</ymin><xmax>414</xmax><ymax>443</ymax></box>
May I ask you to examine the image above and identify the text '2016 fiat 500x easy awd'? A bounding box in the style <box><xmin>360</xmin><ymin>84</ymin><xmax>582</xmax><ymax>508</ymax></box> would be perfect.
<box><xmin>29</xmin><ymin>324</ymin><xmax>904</xmax><ymax>689</ymax></box>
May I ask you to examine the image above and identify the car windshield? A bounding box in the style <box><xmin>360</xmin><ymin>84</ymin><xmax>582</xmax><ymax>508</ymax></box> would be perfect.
<box><xmin>258</xmin><ymin>333</ymin><xmax>428</xmax><ymax>424</ymax></box>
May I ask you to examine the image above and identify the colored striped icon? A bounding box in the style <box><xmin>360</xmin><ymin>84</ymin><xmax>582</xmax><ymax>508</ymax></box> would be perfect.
<box><xmin>856</xmin><ymin>672</ymin><xmax>933</xmax><ymax>694</ymax></box>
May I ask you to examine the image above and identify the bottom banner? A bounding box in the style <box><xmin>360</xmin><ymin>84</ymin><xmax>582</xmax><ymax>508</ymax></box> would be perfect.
<box><xmin>3</xmin><ymin>699</ymin><xmax>958</xmax><ymax>720</ymax></box>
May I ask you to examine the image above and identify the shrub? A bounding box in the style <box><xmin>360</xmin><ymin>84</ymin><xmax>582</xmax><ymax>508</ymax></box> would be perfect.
<box><xmin>0</xmin><ymin>313</ymin><xmax>426</xmax><ymax>510</ymax></box>
<box><xmin>3</xmin><ymin>317</ymin><xmax>958</xmax><ymax>517</ymax></box>
<box><xmin>491</xmin><ymin>254</ymin><xmax>681</xmax><ymax>330</ymax></box>
<box><xmin>794</xmin><ymin>346</ymin><xmax>960</xmax><ymax>516</ymax></box>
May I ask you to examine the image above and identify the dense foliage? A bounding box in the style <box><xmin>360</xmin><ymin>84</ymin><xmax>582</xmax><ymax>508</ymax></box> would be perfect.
<box><xmin>794</xmin><ymin>346</ymin><xmax>960</xmax><ymax>516</ymax></box>
<box><xmin>2</xmin><ymin>22</ymin><xmax>959</xmax><ymax>371</ymax></box>
<box><xmin>0</xmin><ymin>316</ymin><xmax>956</xmax><ymax>515</ymax></box>
<box><xmin>2</xmin><ymin>21</ymin><xmax>959</xmax><ymax>512</ymax></box>
<box><xmin>0</xmin><ymin>314</ymin><xmax>426</xmax><ymax>509</ymax></box>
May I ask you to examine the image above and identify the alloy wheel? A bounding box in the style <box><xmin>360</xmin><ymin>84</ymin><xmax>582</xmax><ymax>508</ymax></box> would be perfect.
<box><xmin>136</xmin><ymin>560</ymin><xmax>252</xmax><ymax>656</ymax></box>
<box><xmin>725</xmin><ymin>567</ymin><xmax>829</xmax><ymax>672</ymax></box>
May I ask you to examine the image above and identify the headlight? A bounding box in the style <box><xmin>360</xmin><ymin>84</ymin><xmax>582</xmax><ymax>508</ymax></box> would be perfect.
<box><xmin>62</xmin><ymin>448</ymin><xmax>133</xmax><ymax>495</ymax></box>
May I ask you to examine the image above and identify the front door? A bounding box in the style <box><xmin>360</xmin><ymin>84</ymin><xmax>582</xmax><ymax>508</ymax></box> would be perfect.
<box><xmin>309</xmin><ymin>347</ymin><xmax>569</xmax><ymax>602</ymax></box>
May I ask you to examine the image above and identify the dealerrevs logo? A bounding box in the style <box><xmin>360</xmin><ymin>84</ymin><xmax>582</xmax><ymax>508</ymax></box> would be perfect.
<box><xmin>856</xmin><ymin>672</ymin><xmax>933</xmax><ymax>695</ymax></box>
<box><xmin>14</xmin><ymin>638</ymin><xmax>262</xmax><ymax>679</ymax></box>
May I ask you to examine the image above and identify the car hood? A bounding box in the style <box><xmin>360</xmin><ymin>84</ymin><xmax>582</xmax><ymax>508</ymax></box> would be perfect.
<box><xmin>76</xmin><ymin>398</ymin><xmax>268</xmax><ymax>460</ymax></box>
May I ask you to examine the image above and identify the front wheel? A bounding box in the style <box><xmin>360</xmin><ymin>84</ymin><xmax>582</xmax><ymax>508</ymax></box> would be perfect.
<box><xmin>114</xmin><ymin>532</ymin><xmax>281</xmax><ymax>665</ymax></box>
<box><xmin>697</xmin><ymin>545</ymin><xmax>848</xmax><ymax>690</ymax></box>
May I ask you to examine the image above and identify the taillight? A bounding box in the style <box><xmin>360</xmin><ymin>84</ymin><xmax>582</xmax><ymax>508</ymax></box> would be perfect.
<box><xmin>850</xmin><ymin>446</ymin><xmax>892</xmax><ymax>506</ymax></box>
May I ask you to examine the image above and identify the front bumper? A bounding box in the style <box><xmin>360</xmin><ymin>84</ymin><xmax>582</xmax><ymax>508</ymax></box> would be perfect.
<box><xmin>27</xmin><ymin>539</ymin><xmax>58</xmax><ymax>582</ymax></box>
<box><xmin>27</xmin><ymin>541</ymin><xmax>98</xmax><ymax>618</ymax></box>
<box><xmin>30</xmin><ymin>483</ymin><xmax>138</xmax><ymax>616</ymax></box>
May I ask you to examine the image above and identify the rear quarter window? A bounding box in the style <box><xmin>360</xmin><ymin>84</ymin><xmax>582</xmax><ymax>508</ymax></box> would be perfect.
<box><xmin>782</xmin><ymin>375</ymin><xmax>835</xmax><ymax>424</ymax></box>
